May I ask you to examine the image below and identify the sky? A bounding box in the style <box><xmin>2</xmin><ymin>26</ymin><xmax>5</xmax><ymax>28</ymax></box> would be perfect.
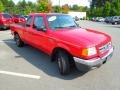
<box><xmin>13</xmin><ymin>0</ymin><xmax>90</xmax><ymax>7</ymax></box>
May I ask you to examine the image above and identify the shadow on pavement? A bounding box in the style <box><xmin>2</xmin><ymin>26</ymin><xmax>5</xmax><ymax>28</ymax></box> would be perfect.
<box><xmin>4</xmin><ymin>39</ymin><xmax>88</xmax><ymax>80</ymax></box>
<box><xmin>0</xmin><ymin>29</ymin><xmax>9</xmax><ymax>31</ymax></box>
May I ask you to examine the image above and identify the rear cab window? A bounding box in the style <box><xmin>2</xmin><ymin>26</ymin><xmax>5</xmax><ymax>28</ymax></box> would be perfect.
<box><xmin>13</xmin><ymin>15</ymin><xmax>21</xmax><ymax>18</ymax></box>
<box><xmin>114</xmin><ymin>16</ymin><xmax>118</xmax><ymax>19</ymax></box>
<box><xmin>26</xmin><ymin>16</ymin><xmax>32</xmax><ymax>27</ymax></box>
<box><xmin>3</xmin><ymin>14</ymin><xmax>12</xmax><ymax>18</ymax></box>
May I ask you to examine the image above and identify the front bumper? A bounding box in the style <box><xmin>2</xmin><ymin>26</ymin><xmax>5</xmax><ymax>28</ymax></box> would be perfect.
<box><xmin>73</xmin><ymin>46</ymin><xmax>114</xmax><ymax>71</ymax></box>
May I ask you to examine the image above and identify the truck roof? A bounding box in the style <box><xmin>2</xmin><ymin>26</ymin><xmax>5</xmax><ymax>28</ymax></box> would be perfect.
<box><xmin>29</xmin><ymin>13</ymin><xmax>67</xmax><ymax>16</ymax></box>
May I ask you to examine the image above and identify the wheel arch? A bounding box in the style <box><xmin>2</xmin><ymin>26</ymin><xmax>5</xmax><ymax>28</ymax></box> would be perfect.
<box><xmin>14</xmin><ymin>31</ymin><xmax>18</xmax><ymax>35</ymax></box>
<box><xmin>51</xmin><ymin>47</ymin><xmax>75</xmax><ymax>65</ymax></box>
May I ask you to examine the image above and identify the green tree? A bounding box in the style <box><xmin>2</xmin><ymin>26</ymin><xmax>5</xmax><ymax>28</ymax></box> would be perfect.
<box><xmin>17</xmin><ymin>0</ymin><xmax>26</xmax><ymax>8</ymax></box>
<box><xmin>53</xmin><ymin>6</ymin><xmax>61</xmax><ymax>13</ymax></box>
<box><xmin>47</xmin><ymin>0</ymin><xmax>53</xmax><ymax>13</ymax></box>
<box><xmin>37</xmin><ymin>0</ymin><xmax>48</xmax><ymax>12</ymax></box>
<box><xmin>96</xmin><ymin>7</ymin><xmax>103</xmax><ymax>16</ymax></box>
<box><xmin>71</xmin><ymin>5</ymin><xmax>79</xmax><ymax>11</ymax></box>
<box><xmin>5</xmin><ymin>0</ymin><xmax>15</xmax><ymax>13</ymax></box>
<box><xmin>17</xmin><ymin>0</ymin><xmax>27</xmax><ymax>14</ymax></box>
<box><xmin>62</xmin><ymin>4</ymin><xmax>69</xmax><ymax>14</ymax></box>
<box><xmin>90</xmin><ymin>0</ymin><xmax>120</xmax><ymax>17</ymax></box>
<box><xmin>0</xmin><ymin>0</ymin><xmax>4</xmax><ymax>12</ymax></box>
<box><xmin>70</xmin><ymin>5</ymin><xmax>88</xmax><ymax>12</ymax></box>
<box><xmin>91</xmin><ymin>0</ymin><xmax>112</xmax><ymax>8</ymax></box>
<box><xmin>27</xmin><ymin>1</ymin><xmax>37</xmax><ymax>13</ymax></box>
<box><xmin>110</xmin><ymin>0</ymin><xmax>120</xmax><ymax>15</ymax></box>
<box><xmin>103</xmin><ymin>1</ymin><xmax>111</xmax><ymax>16</ymax></box>
<box><xmin>82</xmin><ymin>6</ymin><xmax>88</xmax><ymax>12</ymax></box>
<box><xmin>1</xmin><ymin>0</ymin><xmax>9</xmax><ymax>6</ymax></box>
<box><xmin>37</xmin><ymin>0</ymin><xmax>53</xmax><ymax>13</ymax></box>
<box><xmin>25</xmin><ymin>6</ymin><xmax>32</xmax><ymax>14</ymax></box>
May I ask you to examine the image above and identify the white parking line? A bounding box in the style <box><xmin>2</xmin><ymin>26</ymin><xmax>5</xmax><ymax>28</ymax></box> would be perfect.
<box><xmin>0</xmin><ymin>70</ymin><xmax>41</xmax><ymax>79</ymax></box>
<box><xmin>0</xmin><ymin>40</ymin><xmax>5</xmax><ymax>43</ymax></box>
<box><xmin>0</xmin><ymin>40</ymin><xmax>15</xmax><ymax>44</ymax></box>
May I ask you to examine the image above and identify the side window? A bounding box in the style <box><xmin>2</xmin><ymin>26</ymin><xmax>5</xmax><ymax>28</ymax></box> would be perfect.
<box><xmin>26</xmin><ymin>16</ymin><xmax>32</xmax><ymax>27</ymax></box>
<box><xmin>114</xmin><ymin>17</ymin><xmax>117</xmax><ymax>19</ymax></box>
<box><xmin>33</xmin><ymin>16</ymin><xmax>46</xmax><ymax>29</ymax></box>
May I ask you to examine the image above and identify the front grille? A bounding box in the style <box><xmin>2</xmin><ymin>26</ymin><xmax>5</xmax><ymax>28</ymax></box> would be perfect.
<box><xmin>99</xmin><ymin>42</ymin><xmax>112</xmax><ymax>53</ymax></box>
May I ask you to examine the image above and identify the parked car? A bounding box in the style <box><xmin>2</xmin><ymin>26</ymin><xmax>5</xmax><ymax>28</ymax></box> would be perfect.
<box><xmin>23</xmin><ymin>15</ymin><xmax>28</xmax><ymax>20</ymax></box>
<box><xmin>91</xmin><ymin>17</ymin><xmax>95</xmax><ymax>21</ymax></box>
<box><xmin>13</xmin><ymin>14</ymin><xmax>26</xmax><ymax>23</ymax></box>
<box><xmin>0</xmin><ymin>13</ymin><xmax>14</xmax><ymax>30</ymax></box>
<box><xmin>94</xmin><ymin>17</ymin><xmax>99</xmax><ymax>22</ymax></box>
<box><xmin>91</xmin><ymin>17</ymin><xmax>104</xmax><ymax>22</ymax></box>
<box><xmin>118</xmin><ymin>19</ymin><xmax>120</xmax><ymax>24</ymax></box>
<box><xmin>105</xmin><ymin>17</ymin><xmax>112</xmax><ymax>23</ymax></box>
<box><xmin>10</xmin><ymin>13</ymin><xmax>114</xmax><ymax>75</ymax></box>
<box><xmin>97</xmin><ymin>17</ymin><xmax>105</xmax><ymax>22</ymax></box>
<box><xmin>93</xmin><ymin>17</ymin><xmax>98</xmax><ymax>21</ymax></box>
<box><xmin>110</xmin><ymin>16</ymin><xmax>120</xmax><ymax>25</ymax></box>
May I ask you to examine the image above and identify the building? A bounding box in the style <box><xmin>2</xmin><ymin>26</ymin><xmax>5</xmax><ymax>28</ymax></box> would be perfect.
<box><xmin>68</xmin><ymin>11</ymin><xmax>86</xmax><ymax>19</ymax></box>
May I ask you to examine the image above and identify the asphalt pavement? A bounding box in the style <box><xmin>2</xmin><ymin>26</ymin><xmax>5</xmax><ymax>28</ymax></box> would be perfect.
<box><xmin>0</xmin><ymin>21</ymin><xmax>120</xmax><ymax>90</ymax></box>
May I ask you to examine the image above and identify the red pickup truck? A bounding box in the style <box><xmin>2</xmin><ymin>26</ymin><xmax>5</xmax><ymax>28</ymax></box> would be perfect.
<box><xmin>0</xmin><ymin>13</ymin><xmax>13</xmax><ymax>30</ymax></box>
<box><xmin>10</xmin><ymin>13</ymin><xmax>114</xmax><ymax>75</ymax></box>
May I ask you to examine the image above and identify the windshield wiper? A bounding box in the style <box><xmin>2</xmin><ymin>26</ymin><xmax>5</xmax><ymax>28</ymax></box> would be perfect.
<box><xmin>66</xmin><ymin>25</ymin><xmax>77</xmax><ymax>28</ymax></box>
<box><xmin>53</xmin><ymin>25</ymin><xmax>77</xmax><ymax>29</ymax></box>
<box><xmin>53</xmin><ymin>26</ymin><xmax>65</xmax><ymax>29</ymax></box>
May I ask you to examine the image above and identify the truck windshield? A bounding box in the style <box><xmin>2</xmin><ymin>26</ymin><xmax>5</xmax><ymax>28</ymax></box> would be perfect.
<box><xmin>47</xmin><ymin>15</ymin><xmax>78</xmax><ymax>30</ymax></box>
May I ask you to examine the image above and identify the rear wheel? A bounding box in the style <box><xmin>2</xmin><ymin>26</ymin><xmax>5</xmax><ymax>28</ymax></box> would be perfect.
<box><xmin>56</xmin><ymin>50</ymin><xmax>70</xmax><ymax>75</ymax></box>
<box><xmin>3</xmin><ymin>26</ymin><xmax>7</xmax><ymax>30</ymax></box>
<box><xmin>14</xmin><ymin>34</ymin><xmax>24</xmax><ymax>47</ymax></box>
<box><xmin>0</xmin><ymin>26</ymin><xmax>7</xmax><ymax>30</ymax></box>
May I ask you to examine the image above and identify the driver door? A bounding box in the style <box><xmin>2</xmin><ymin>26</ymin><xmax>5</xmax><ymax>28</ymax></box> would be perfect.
<box><xmin>30</xmin><ymin>16</ymin><xmax>50</xmax><ymax>53</ymax></box>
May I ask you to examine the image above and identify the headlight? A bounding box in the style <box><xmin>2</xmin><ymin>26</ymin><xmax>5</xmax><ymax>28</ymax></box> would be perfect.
<box><xmin>108</xmin><ymin>42</ymin><xmax>112</xmax><ymax>48</ymax></box>
<box><xmin>81</xmin><ymin>47</ymin><xmax>97</xmax><ymax>56</ymax></box>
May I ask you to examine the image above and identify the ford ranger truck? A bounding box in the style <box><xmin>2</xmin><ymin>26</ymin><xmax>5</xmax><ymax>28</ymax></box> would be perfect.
<box><xmin>10</xmin><ymin>13</ymin><xmax>114</xmax><ymax>75</ymax></box>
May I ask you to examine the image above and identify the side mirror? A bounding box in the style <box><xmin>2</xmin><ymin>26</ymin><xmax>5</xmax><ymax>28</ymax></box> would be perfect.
<box><xmin>74</xmin><ymin>21</ymin><xmax>81</xmax><ymax>28</ymax></box>
<box><xmin>75</xmin><ymin>23</ymin><xmax>81</xmax><ymax>28</ymax></box>
<box><xmin>76</xmin><ymin>23</ymin><xmax>81</xmax><ymax>28</ymax></box>
<box><xmin>26</xmin><ymin>23</ymin><xmax>30</xmax><ymax>27</ymax></box>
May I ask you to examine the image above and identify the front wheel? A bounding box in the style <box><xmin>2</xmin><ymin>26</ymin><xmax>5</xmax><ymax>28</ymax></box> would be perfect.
<box><xmin>113</xmin><ymin>22</ymin><xmax>118</xmax><ymax>25</ymax></box>
<box><xmin>14</xmin><ymin>34</ymin><xmax>24</xmax><ymax>47</ymax></box>
<box><xmin>56</xmin><ymin>50</ymin><xmax>70</xmax><ymax>75</ymax></box>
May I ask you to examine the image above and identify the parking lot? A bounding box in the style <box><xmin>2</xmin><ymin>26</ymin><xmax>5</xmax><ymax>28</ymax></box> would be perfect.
<box><xmin>0</xmin><ymin>21</ymin><xmax>120</xmax><ymax>90</ymax></box>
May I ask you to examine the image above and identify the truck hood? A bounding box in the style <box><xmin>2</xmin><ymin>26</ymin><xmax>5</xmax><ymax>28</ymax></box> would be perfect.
<box><xmin>51</xmin><ymin>28</ymin><xmax>111</xmax><ymax>47</ymax></box>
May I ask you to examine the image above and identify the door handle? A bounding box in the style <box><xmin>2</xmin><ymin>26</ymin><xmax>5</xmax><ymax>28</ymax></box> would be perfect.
<box><xmin>28</xmin><ymin>32</ymin><xmax>34</xmax><ymax>35</ymax></box>
<box><xmin>28</xmin><ymin>32</ymin><xmax>32</xmax><ymax>34</ymax></box>
<box><xmin>49</xmin><ymin>37</ymin><xmax>55</xmax><ymax>42</ymax></box>
<box><xmin>28</xmin><ymin>32</ymin><xmax>38</xmax><ymax>35</ymax></box>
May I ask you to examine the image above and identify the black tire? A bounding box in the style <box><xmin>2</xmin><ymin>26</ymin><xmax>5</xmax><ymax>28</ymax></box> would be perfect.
<box><xmin>3</xmin><ymin>26</ymin><xmax>7</xmax><ymax>30</ymax></box>
<box><xmin>14</xmin><ymin>34</ymin><xmax>24</xmax><ymax>47</ymax></box>
<box><xmin>113</xmin><ymin>22</ymin><xmax>117</xmax><ymax>25</ymax></box>
<box><xmin>115</xmin><ymin>22</ymin><xmax>118</xmax><ymax>25</ymax></box>
<box><xmin>56</xmin><ymin>50</ymin><xmax>70</xmax><ymax>75</ymax></box>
